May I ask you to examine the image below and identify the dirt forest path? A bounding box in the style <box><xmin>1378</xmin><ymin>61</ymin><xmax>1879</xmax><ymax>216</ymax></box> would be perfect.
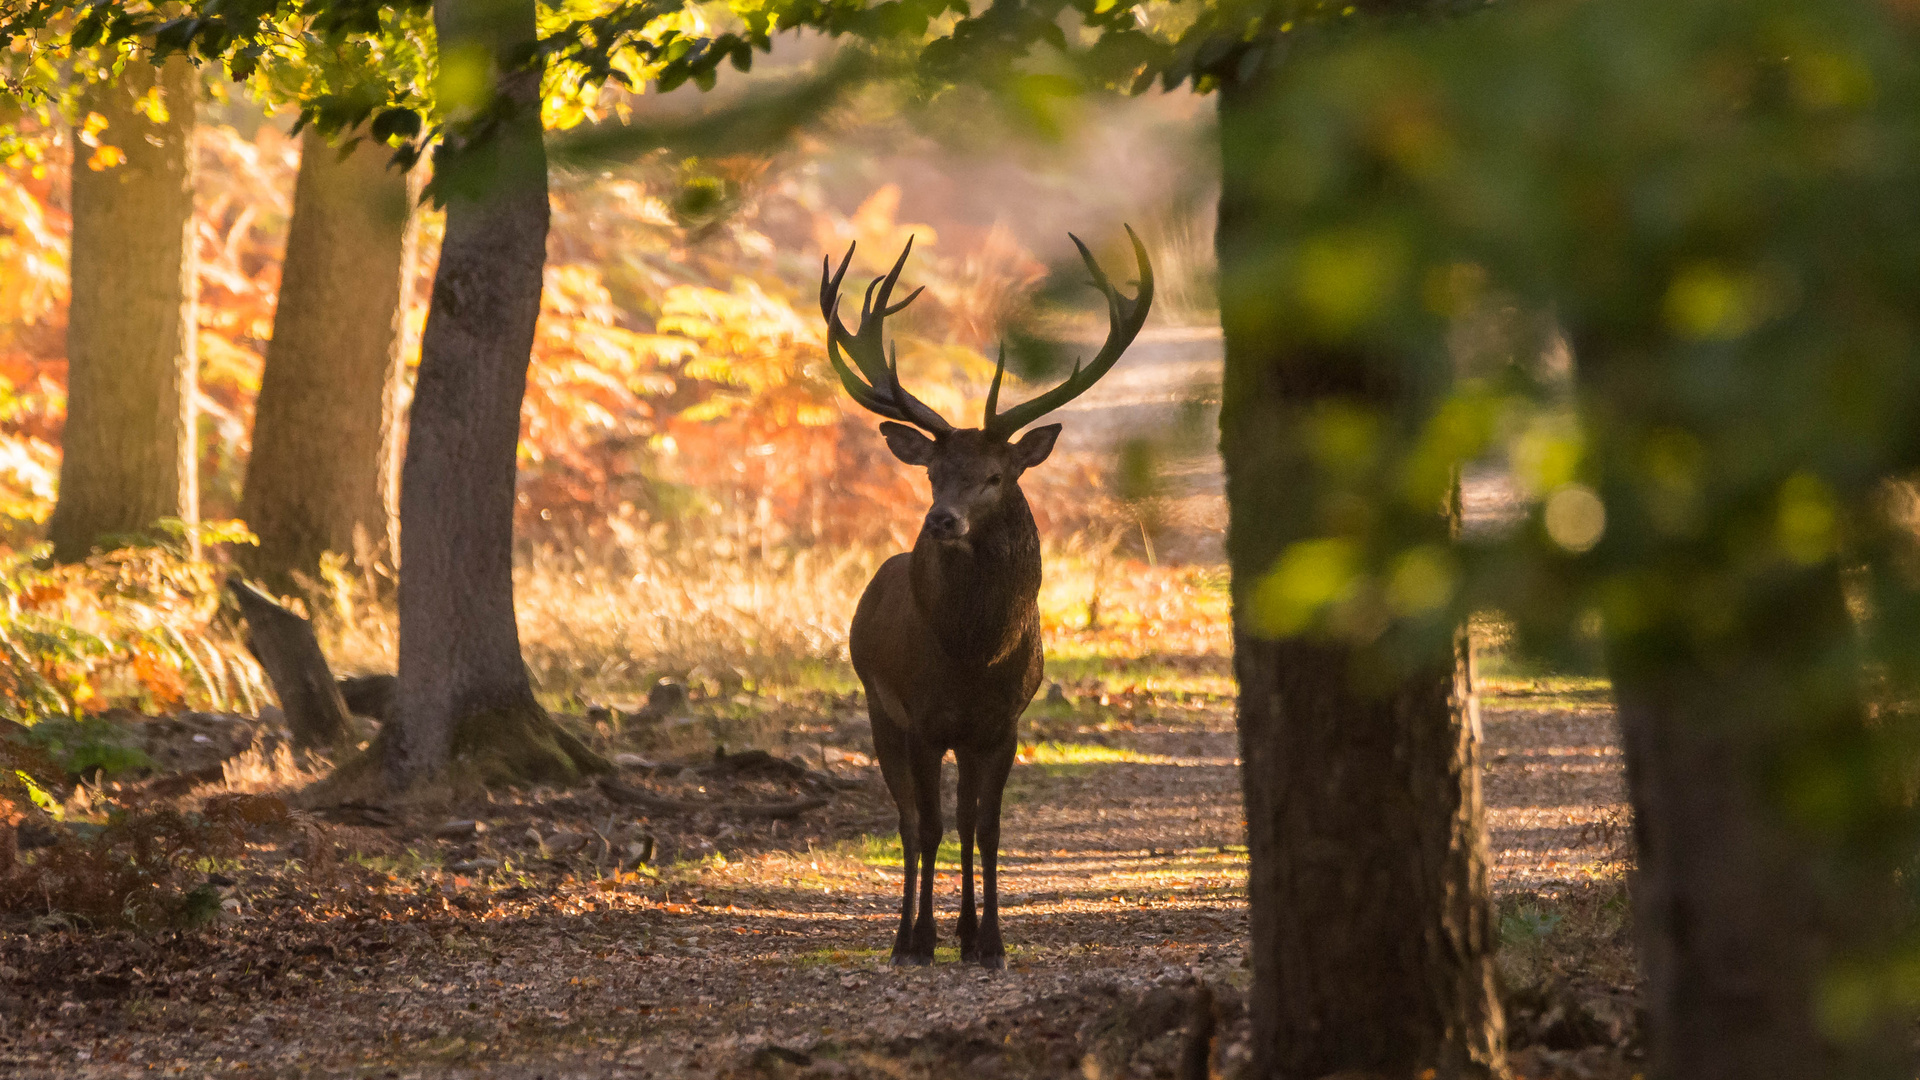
<box><xmin>4</xmin><ymin>648</ymin><xmax>1628</xmax><ymax>1080</ymax></box>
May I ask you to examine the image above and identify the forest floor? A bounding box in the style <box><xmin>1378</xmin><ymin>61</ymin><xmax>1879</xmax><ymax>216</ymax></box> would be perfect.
<box><xmin>0</xmin><ymin>645</ymin><xmax>1637</xmax><ymax>1080</ymax></box>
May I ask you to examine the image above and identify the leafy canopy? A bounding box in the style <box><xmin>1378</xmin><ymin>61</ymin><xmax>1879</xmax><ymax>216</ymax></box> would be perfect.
<box><xmin>0</xmin><ymin>0</ymin><xmax>1262</xmax><ymax>169</ymax></box>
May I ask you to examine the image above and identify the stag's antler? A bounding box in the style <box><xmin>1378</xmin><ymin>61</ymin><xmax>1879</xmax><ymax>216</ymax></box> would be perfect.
<box><xmin>982</xmin><ymin>226</ymin><xmax>1153</xmax><ymax>438</ymax></box>
<box><xmin>820</xmin><ymin>239</ymin><xmax>954</xmax><ymax>436</ymax></box>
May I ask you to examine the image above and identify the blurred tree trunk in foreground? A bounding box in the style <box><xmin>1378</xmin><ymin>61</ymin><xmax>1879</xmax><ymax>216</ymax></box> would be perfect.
<box><xmin>1216</xmin><ymin>70</ymin><xmax>1505</xmax><ymax>1079</ymax></box>
<box><xmin>1605</xmin><ymin>564</ymin><xmax>1897</xmax><ymax>1079</ymax></box>
<box><xmin>380</xmin><ymin>0</ymin><xmax>607</xmax><ymax>791</ymax></box>
<box><xmin>50</xmin><ymin>57</ymin><xmax>198</xmax><ymax>561</ymax></box>
<box><xmin>241</xmin><ymin>128</ymin><xmax>414</xmax><ymax>593</ymax></box>
<box><xmin>1575</xmin><ymin>312</ymin><xmax>1912</xmax><ymax>1079</ymax></box>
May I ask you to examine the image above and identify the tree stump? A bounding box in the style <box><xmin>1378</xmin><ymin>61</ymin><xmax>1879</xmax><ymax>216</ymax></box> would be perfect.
<box><xmin>337</xmin><ymin>673</ymin><xmax>397</xmax><ymax>724</ymax></box>
<box><xmin>228</xmin><ymin>575</ymin><xmax>353</xmax><ymax>751</ymax></box>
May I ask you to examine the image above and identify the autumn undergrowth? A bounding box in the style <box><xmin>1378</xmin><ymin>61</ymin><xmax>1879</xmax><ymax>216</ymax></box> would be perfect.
<box><xmin>0</xmin><ymin>787</ymin><xmax>323</xmax><ymax>930</ymax></box>
<box><xmin>304</xmin><ymin>517</ymin><xmax>1231</xmax><ymax>714</ymax></box>
<box><xmin>0</xmin><ymin>529</ymin><xmax>268</xmax><ymax>740</ymax></box>
<box><xmin>0</xmin><ymin>512</ymin><xmax>1232</xmax><ymax>930</ymax></box>
<box><xmin>1494</xmin><ymin>876</ymin><xmax>1640</xmax><ymax>1053</ymax></box>
<box><xmin>210</xmin><ymin>739</ymin><xmax>331</xmax><ymax>795</ymax></box>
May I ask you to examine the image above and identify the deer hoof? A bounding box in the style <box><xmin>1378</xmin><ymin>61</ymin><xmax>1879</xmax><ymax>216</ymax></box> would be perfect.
<box><xmin>891</xmin><ymin>953</ymin><xmax>932</xmax><ymax>967</ymax></box>
<box><xmin>977</xmin><ymin>953</ymin><xmax>1007</xmax><ymax>971</ymax></box>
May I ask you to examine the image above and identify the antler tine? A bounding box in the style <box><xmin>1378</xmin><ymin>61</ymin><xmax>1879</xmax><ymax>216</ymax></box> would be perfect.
<box><xmin>869</xmin><ymin>236</ymin><xmax>908</xmax><ymax>316</ymax></box>
<box><xmin>885</xmin><ymin>342</ymin><xmax>918</xmax><ymax>418</ymax></box>
<box><xmin>984</xmin><ymin>225</ymin><xmax>1154</xmax><ymax>438</ymax></box>
<box><xmin>824</xmin><ymin>297</ymin><xmax>912</xmax><ymax>422</ymax></box>
<box><xmin>820</xmin><ymin>246</ymin><xmax>855</xmax><ymax>335</ymax></box>
<box><xmin>822</xmin><ymin>253</ymin><xmax>919</xmax><ymax>424</ymax></box>
<box><xmin>984</xmin><ymin>343</ymin><xmax>1006</xmax><ymax>422</ymax></box>
<box><xmin>818</xmin><ymin>237</ymin><xmax>954</xmax><ymax>435</ymax></box>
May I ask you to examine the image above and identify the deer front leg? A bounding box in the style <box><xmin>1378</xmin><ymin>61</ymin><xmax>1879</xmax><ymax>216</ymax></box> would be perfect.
<box><xmin>907</xmin><ymin>744</ymin><xmax>944</xmax><ymax>964</ymax></box>
<box><xmin>973</xmin><ymin>736</ymin><xmax>1018</xmax><ymax>970</ymax></box>
<box><xmin>955</xmin><ymin>753</ymin><xmax>984</xmax><ymax>962</ymax></box>
<box><xmin>868</xmin><ymin>703</ymin><xmax>920</xmax><ymax>965</ymax></box>
<box><xmin>893</xmin><ymin>813</ymin><xmax>919</xmax><ymax>964</ymax></box>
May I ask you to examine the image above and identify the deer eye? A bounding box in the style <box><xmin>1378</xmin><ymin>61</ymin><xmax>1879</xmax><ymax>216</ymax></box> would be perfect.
<box><xmin>986</xmin><ymin>474</ymin><xmax>1002</xmax><ymax>486</ymax></box>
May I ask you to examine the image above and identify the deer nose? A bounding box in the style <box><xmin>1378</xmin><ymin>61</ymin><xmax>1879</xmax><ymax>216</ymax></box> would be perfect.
<box><xmin>925</xmin><ymin>507</ymin><xmax>966</xmax><ymax>540</ymax></box>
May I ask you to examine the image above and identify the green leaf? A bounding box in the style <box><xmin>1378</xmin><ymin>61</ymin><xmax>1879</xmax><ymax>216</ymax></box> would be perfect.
<box><xmin>371</xmin><ymin>106</ymin><xmax>422</xmax><ymax>143</ymax></box>
<box><xmin>15</xmin><ymin>769</ymin><xmax>57</xmax><ymax>816</ymax></box>
<box><xmin>177</xmin><ymin>884</ymin><xmax>222</xmax><ymax>929</ymax></box>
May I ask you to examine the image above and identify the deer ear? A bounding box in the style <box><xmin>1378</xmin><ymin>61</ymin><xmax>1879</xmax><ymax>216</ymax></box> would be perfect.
<box><xmin>1012</xmin><ymin>424</ymin><xmax>1062</xmax><ymax>469</ymax></box>
<box><xmin>879</xmin><ymin>422</ymin><xmax>938</xmax><ymax>466</ymax></box>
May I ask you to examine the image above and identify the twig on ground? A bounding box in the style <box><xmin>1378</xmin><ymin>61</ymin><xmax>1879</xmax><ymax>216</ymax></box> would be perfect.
<box><xmin>597</xmin><ymin>776</ymin><xmax>829</xmax><ymax>819</ymax></box>
<box><xmin>694</xmin><ymin>748</ymin><xmax>860</xmax><ymax>790</ymax></box>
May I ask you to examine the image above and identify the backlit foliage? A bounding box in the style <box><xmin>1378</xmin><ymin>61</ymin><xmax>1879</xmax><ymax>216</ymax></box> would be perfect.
<box><xmin>530</xmin><ymin>167</ymin><xmax>1059</xmax><ymax>545</ymax></box>
<box><xmin>518</xmin><ymin>262</ymin><xmax>688</xmax><ymax>511</ymax></box>
<box><xmin>194</xmin><ymin>122</ymin><xmax>298</xmax><ymax>520</ymax></box>
<box><xmin>0</xmin><ymin>108</ymin><xmax>1080</xmax><ymax>550</ymax></box>
<box><xmin>0</xmin><ymin>135</ymin><xmax>67</xmax><ymax>543</ymax></box>
<box><xmin>0</xmin><ymin>534</ymin><xmax>268</xmax><ymax>727</ymax></box>
<box><xmin>0</xmin><ymin>783</ymin><xmax>317</xmax><ymax>929</ymax></box>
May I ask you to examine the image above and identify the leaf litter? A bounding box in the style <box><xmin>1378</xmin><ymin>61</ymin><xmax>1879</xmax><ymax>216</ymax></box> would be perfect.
<box><xmin>0</xmin><ymin>657</ymin><xmax>1635</xmax><ymax>1079</ymax></box>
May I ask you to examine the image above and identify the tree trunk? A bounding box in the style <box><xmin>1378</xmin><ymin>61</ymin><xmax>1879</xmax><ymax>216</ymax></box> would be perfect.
<box><xmin>50</xmin><ymin>56</ymin><xmax>198</xmax><ymax>561</ymax></box>
<box><xmin>1217</xmin><ymin>74</ymin><xmax>1504</xmax><ymax>1079</ymax></box>
<box><xmin>1607</xmin><ymin>555</ymin><xmax>1905</xmax><ymax>1078</ymax></box>
<box><xmin>240</xmin><ymin>128</ymin><xmax>414</xmax><ymax>592</ymax></box>
<box><xmin>381</xmin><ymin>0</ymin><xmax>607</xmax><ymax>790</ymax></box>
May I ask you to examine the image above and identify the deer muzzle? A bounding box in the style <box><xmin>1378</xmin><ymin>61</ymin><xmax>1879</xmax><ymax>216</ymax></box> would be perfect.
<box><xmin>924</xmin><ymin>506</ymin><xmax>968</xmax><ymax>542</ymax></box>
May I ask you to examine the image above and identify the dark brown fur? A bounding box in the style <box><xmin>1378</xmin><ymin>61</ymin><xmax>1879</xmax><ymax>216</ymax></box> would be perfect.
<box><xmin>851</xmin><ymin>425</ymin><xmax>1056</xmax><ymax>966</ymax></box>
<box><xmin>823</xmin><ymin>229</ymin><xmax>1151</xmax><ymax>966</ymax></box>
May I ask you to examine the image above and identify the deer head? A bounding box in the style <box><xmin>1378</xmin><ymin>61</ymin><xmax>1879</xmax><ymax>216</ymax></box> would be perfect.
<box><xmin>820</xmin><ymin>230</ymin><xmax>1154</xmax><ymax>543</ymax></box>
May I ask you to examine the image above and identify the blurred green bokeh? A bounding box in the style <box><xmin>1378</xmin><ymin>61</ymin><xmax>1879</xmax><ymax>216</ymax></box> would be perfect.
<box><xmin>1227</xmin><ymin>0</ymin><xmax>1920</xmax><ymax>654</ymax></box>
<box><xmin>1221</xmin><ymin>0</ymin><xmax>1920</xmax><ymax>1039</ymax></box>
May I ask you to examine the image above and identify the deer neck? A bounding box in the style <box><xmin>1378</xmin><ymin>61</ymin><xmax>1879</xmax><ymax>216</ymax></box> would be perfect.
<box><xmin>909</xmin><ymin>491</ymin><xmax>1042</xmax><ymax>665</ymax></box>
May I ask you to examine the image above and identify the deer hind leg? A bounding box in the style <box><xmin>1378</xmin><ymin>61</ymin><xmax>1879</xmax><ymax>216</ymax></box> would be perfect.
<box><xmin>867</xmin><ymin>689</ymin><xmax>919</xmax><ymax>965</ymax></box>
<box><xmin>906</xmin><ymin>741</ymin><xmax>944</xmax><ymax>964</ymax></box>
<box><xmin>973</xmin><ymin>735</ymin><xmax>1019</xmax><ymax>970</ymax></box>
<box><xmin>955</xmin><ymin>751</ymin><xmax>985</xmax><ymax>962</ymax></box>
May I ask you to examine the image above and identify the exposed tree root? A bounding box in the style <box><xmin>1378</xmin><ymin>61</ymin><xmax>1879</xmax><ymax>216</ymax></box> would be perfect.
<box><xmin>302</xmin><ymin>699</ymin><xmax>609</xmax><ymax>807</ymax></box>
<box><xmin>449</xmin><ymin>701</ymin><xmax>612</xmax><ymax>788</ymax></box>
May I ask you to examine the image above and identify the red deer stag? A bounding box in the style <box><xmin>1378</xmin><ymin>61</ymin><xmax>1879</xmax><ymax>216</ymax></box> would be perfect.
<box><xmin>821</xmin><ymin>230</ymin><xmax>1152</xmax><ymax>967</ymax></box>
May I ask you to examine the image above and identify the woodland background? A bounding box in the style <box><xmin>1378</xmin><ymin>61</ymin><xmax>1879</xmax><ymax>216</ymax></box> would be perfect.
<box><xmin>0</xmin><ymin>76</ymin><xmax>1219</xmax><ymax>724</ymax></box>
<box><xmin>7</xmin><ymin>0</ymin><xmax>1920</xmax><ymax>1078</ymax></box>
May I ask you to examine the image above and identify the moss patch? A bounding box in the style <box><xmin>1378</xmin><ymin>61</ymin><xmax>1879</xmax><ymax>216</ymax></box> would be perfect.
<box><xmin>449</xmin><ymin>702</ymin><xmax>612</xmax><ymax>787</ymax></box>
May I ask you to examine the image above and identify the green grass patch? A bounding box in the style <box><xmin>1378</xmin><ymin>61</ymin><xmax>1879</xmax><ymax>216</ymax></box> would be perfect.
<box><xmin>1472</xmin><ymin>611</ymin><xmax>1608</xmax><ymax>682</ymax></box>
<box><xmin>790</xmin><ymin>946</ymin><xmax>889</xmax><ymax>968</ymax></box>
<box><xmin>1480</xmin><ymin>675</ymin><xmax>1614</xmax><ymax>711</ymax></box>
<box><xmin>835</xmin><ymin>833</ymin><xmax>963</xmax><ymax>871</ymax></box>
<box><xmin>760</xmin><ymin>660</ymin><xmax>864</xmax><ymax>696</ymax></box>
<box><xmin>18</xmin><ymin>714</ymin><xmax>153</xmax><ymax>779</ymax></box>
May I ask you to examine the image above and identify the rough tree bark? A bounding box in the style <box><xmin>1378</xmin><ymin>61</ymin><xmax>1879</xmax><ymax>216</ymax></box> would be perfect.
<box><xmin>50</xmin><ymin>57</ymin><xmax>198</xmax><ymax>562</ymax></box>
<box><xmin>381</xmin><ymin>0</ymin><xmax>607</xmax><ymax>789</ymax></box>
<box><xmin>240</xmin><ymin>128</ymin><xmax>415</xmax><ymax>591</ymax></box>
<box><xmin>1216</xmin><ymin>70</ymin><xmax>1504</xmax><ymax>1079</ymax></box>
